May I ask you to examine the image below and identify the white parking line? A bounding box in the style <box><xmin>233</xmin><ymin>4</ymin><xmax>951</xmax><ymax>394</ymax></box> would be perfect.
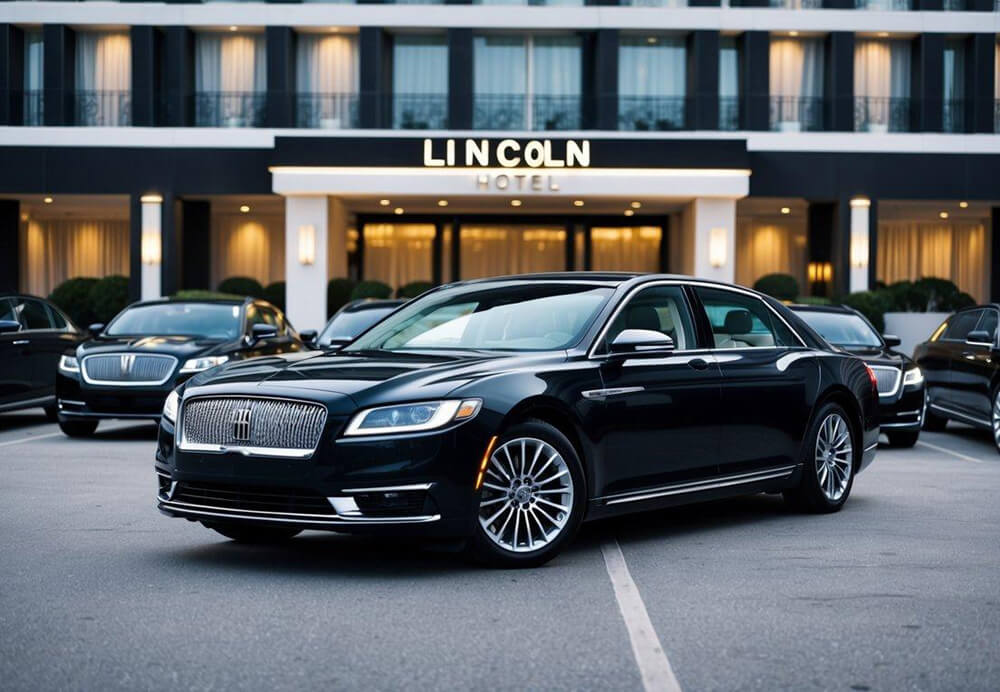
<box><xmin>916</xmin><ymin>440</ymin><xmax>985</xmax><ymax>464</ymax></box>
<box><xmin>0</xmin><ymin>431</ymin><xmax>65</xmax><ymax>448</ymax></box>
<box><xmin>601</xmin><ymin>538</ymin><xmax>683</xmax><ymax>692</ymax></box>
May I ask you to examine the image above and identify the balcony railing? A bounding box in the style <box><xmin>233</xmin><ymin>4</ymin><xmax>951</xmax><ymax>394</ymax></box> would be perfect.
<box><xmin>769</xmin><ymin>96</ymin><xmax>824</xmax><ymax>132</ymax></box>
<box><xmin>854</xmin><ymin>96</ymin><xmax>911</xmax><ymax>133</ymax></box>
<box><xmin>995</xmin><ymin>100</ymin><xmax>1000</xmax><ymax>134</ymax></box>
<box><xmin>194</xmin><ymin>91</ymin><xmax>266</xmax><ymax>128</ymax></box>
<box><xmin>769</xmin><ymin>0</ymin><xmax>822</xmax><ymax>7</ymax></box>
<box><xmin>855</xmin><ymin>0</ymin><xmax>912</xmax><ymax>8</ymax></box>
<box><xmin>942</xmin><ymin>99</ymin><xmax>965</xmax><ymax>133</ymax></box>
<box><xmin>75</xmin><ymin>90</ymin><xmax>130</xmax><ymax>126</ymax></box>
<box><xmin>22</xmin><ymin>90</ymin><xmax>44</xmax><ymax>126</ymax></box>
<box><xmin>618</xmin><ymin>96</ymin><xmax>687</xmax><ymax>131</ymax></box>
<box><xmin>473</xmin><ymin>94</ymin><xmax>583</xmax><ymax>130</ymax></box>
<box><xmin>719</xmin><ymin>97</ymin><xmax>740</xmax><ymax>131</ymax></box>
<box><xmin>619</xmin><ymin>0</ymin><xmax>688</xmax><ymax>5</ymax></box>
<box><xmin>392</xmin><ymin>93</ymin><xmax>447</xmax><ymax>129</ymax></box>
<box><xmin>296</xmin><ymin>93</ymin><xmax>359</xmax><ymax>129</ymax></box>
<box><xmin>532</xmin><ymin>96</ymin><xmax>582</xmax><ymax>130</ymax></box>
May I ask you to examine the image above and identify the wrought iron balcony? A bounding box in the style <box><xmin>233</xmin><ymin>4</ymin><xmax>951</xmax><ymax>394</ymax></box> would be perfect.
<box><xmin>391</xmin><ymin>93</ymin><xmax>448</xmax><ymax>130</ymax></box>
<box><xmin>769</xmin><ymin>96</ymin><xmax>824</xmax><ymax>132</ymax></box>
<box><xmin>769</xmin><ymin>0</ymin><xmax>822</xmax><ymax>7</ymax></box>
<box><xmin>194</xmin><ymin>91</ymin><xmax>266</xmax><ymax>128</ymax></box>
<box><xmin>942</xmin><ymin>99</ymin><xmax>965</xmax><ymax>134</ymax></box>
<box><xmin>618</xmin><ymin>96</ymin><xmax>687</xmax><ymax>131</ymax></box>
<box><xmin>995</xmin><ymin>100</ymin><xmax>1000</xmax><ymax>134</ymax></box>
<box><xmin>75</xmin><ymin>90</ymin><xmax>130</xmax><ymax>126</ymax></box>
<box><xmin>473</xmin><ymin>94</ymin><xmax>583</xmax><ymax>131</ymax></box>
<box><xmin>296</xmin><ymin>93</ymin><xmax>359</xmax><ymax>129</ymax></box>
<box><xmin>21</xmin><ymin>90</ymin><xmax>44</xmax><ymax>126</ymax></box>
<box><xmin>854</xmin><ymin>96</ymin><xmax>911</xmax><ymax>133</ymax></box>
<box><xmin>719</xmin><ymin>97</ymin><xmax>740</xmax><ymax>131</ymax></box>
<box><xmin>532</xmin><ymin>95</ymin><xmax>582</xmax><ymax>131</ymax></box>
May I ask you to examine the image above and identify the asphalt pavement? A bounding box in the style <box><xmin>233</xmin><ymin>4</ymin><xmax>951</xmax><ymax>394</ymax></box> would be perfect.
<box><xmin>1</xmin><ymin>410</ymin><xmax>997</xmax><ymax>691</ymax></box>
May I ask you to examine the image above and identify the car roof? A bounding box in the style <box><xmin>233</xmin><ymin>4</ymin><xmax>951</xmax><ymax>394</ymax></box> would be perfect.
<box><xmin>342</xmin><ymin>299</ymin><xmax>407</xmax><ymax>313</ymax></box>
<box><xmin>451</xmin><ymin>271</ymin><xmax>702</xmax><ymax>287</ymax></box>
<box><xmin>129</xmin><ymin>296</ymin><xmax>251</xmax><ymax>308</ymax></box>
<box><xmin>788</xmin><ymin>304</ymin><xmax>856</xmax><ymax>315</ymax></box>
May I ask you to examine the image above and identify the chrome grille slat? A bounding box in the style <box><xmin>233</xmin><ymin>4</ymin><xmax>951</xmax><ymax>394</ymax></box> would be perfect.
<box><xmin>81</xmin><ymin>354</ymin><xmax>177</xmax><ymax>385</ymax></box>
<box><xmin>870</xmin><ymin>366</ymin><xmax>901</xmax><ymax>397</ymax></box>
<box><xmin>179</xmin><ymin>396</ymin><xmax>327</xmax><ymax>457</ymax></box>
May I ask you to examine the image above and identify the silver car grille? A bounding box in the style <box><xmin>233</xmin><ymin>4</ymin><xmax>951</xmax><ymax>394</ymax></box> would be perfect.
<box><xmin>81</xmin><ymin>354</ymin><xmax>177</xmax><ymax>385</ymax></box>
<box><xmin>869</xmin><ymin>366</ymin><xmax>901</xmax><ymax>397</ymax></box>
<box><xmin>179</xmin><ymin>396</ymin><xmax>328</xmax><ymax>458</ymax></box>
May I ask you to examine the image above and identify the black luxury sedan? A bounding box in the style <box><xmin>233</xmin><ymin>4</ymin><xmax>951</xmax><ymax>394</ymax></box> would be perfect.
<box><xmin>791</xmin><ymin>304</ymin><xmax>926</xmax><ymax>448</ymax></box>
<box><xmin>0</xmin><ymin>293</ymin><xmax>85</xmax><ymax>419</ymax></box>
<box><xmin>155</xmin><ymin>274</ymin><xmax>880</xmax><ymax>567</ymax></box>
<box><xmin>57</xmin><ymin>297</ymin><xmax>305</xmax><ymax>437</ymax></box>
<box><xmin>914</xmin><ymin>304</ymin><xmax>1000</xmax><ymax>453</ymax></box>
<box><xmin>312</xmin><ymin>299</ymin><xmax>407</xmax><ymax>349</ymax></box>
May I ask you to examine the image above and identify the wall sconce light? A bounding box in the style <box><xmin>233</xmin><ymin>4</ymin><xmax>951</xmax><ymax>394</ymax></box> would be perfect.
<box><xmin>807</xmin><ymin>262</ymin><xmax>833</xmax><ymax>283</ymax></box>
<box><xmin>708</xmin><ymin>227</ymin><xmax>728</xmax><ymax>268</ymax></box>
<box><xmin>141</xmin><ymin>229</ymin><xmax>161</xmax><ymax>265</ymax></box>
<box><xmin>850</xmin><ymin>233</ymin><xmax>869</xmax><ymax>269</ymax></box>
<box><xmin>298</xmin><ymin>224</ymin><xmax>316</xmax><ymax>266</ymax></box>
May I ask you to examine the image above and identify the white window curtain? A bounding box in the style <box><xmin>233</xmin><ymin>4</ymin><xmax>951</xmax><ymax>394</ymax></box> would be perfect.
<box><xmin>296</xmin><ymin>34</ymin><xmax>359</xmax><ymax>128</ymax></box>
<box><xmin>196</xmin><ymin>33</ymin><xmax>266</xmax><ymax>94</ymax></box>
<box><xmin>460</xmin><ymin>227</ymin><xmax>566</xmax><ymax>280</ymax></box>
<box><xmin>618</xmin><ymin>36</ymin><xmax>686</xmax><ymax>97</ymax></box>
<box><xmin>591</xmin><ymin>228</ymin><xmax>662</xmax><ymax>272</ymax></box>
<box><xmin>735</xmin><ymin>218</ymin><xmax>808</xmax><ymax>292</ymax></box>
<box><xmin>533</xmin><ymin>36</ymin><xmax>582</xmax><ymax>97</ymax></box>
<box><xmin>995</xmin><ymin>43</ymin><xmax>1000</xmax><ymax>102</ymax></box>
<box><xmin>474</xmin><ymin>36</ymin><xmax>526</xmax><ymax>96</ymax></box>
<box><xmin>75</xmin><ymin>32</ymin><xmax>131</xmax><ymax>126</ymax></box>
<box><xmin>877</xmin><ymin>222</ymin><xmax>989</xmax><ymax>303</ymax></box>
<box><xmin>211</xmin><ymin>213</ymin><xmax>285</xmax><ymax>288</ymax></box>
<box><xmin>19</xmin><ymin>219</ymin><xmax>130</xmax><ymax>296</ymax></box>
<box><xmin>23</xmin><ymin>30</ymin><xmax>43</xmax><ymax>91</ymax></box>
<box><xmin>769</xmin><ymin>38</ymin><xmax>824</xmax><ymax>99</ymax></box>
<box><xmin>943</xmin><ymin>40</ymin><xmax>965</xmax><ymax>131</ymax></box>
<box><xmin>363</xmin><ymin>224</ymin><xmax>435</xmax><ymax>290</ymax></box>
<box><xmin>719</xmin><ymin>38</ymin><xmax>739</xmax><ymax>99</ymax></box>
<box><xmin>392</xmin><ymin>35</ymin><xmax>447</xmax><ymax>128</ymax></box>
<box><xmin>854</xmin><ymin>39</ymin><xmax>911</xmax><ymax>99</ymax></box>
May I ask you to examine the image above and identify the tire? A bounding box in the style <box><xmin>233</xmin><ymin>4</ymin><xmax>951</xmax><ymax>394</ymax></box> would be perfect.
<box><xmin>923</xmin><ymin>408</ymin><xmax>948</xmax><ymax>432</ymax></box>
<box><xmin>43</xmin><ymin>405</ymin><xmax>58</xmax><ymax>423</ymax></box>
<box><xmin>886</xmin><ymin>430</ymin><xmax>919</xmax><ymax>448</ymax></box>
<box><xmin>784</xmin><ymin>402</ymin><xmax>856</xmax><ymax>514</ymax></box>
<box><xmin>204</xmin><ymin>523</ymin><xmax>302</xmax><ymax>544</ymax></box>
<box><xmin>991</xmin><ymin>389</ymin><xmax>1000</xmax><ymax>456</ymax></box>
<box><xmin>58</xmin><ymin>419</ymin><xmax>98</xmax><ymax>437</ymax></box>
<box><xmin>466</xmin><ymin>420</ymin><xmax>586</xmax><ymax>568</ymax></box>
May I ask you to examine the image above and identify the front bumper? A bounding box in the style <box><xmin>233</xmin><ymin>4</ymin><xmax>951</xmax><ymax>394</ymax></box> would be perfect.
<box><xmin>56</xmin><ymin>371</ymin><xmax>189</xmax><ymax>421</ymax></box>
<box><xmin>878</xmin><ymin>383</ymin><xmax>926</xmax><ymax>433</ymax></box>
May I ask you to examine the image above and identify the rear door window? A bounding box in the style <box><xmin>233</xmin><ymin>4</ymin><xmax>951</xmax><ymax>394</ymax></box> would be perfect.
<box><xmin>14</xmin><ymin>298</ymin><xmax>54</xmax><ymax>330</ymax></box>
<box><xmin>695</xmin><ymin>287</ymin><xmax>799</xmax><ymax>349</ymax></box>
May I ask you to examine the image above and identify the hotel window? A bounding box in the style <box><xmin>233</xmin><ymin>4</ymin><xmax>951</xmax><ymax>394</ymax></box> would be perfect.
<box><xmin>22</xmin><ymin>30</ymin><xmax>43</xmax><ymax>125</ymax></box>
<box><xmin>719</xmin><ymin>37</ymin><xmax>740</xmax><ymax>131</ymax></box>
<box><xmin>473</xmin><ymin>35</ymin><xmax>582</xmax><ymax>130</ymax></box>
<box><xmin>995</xmin><ymin>43</ymin><xmax>1000</xmax><ymax>133</ymax></box>
<box><xmin>211</xmin><ymin>209</ymin><xmax>286</xmax><ymax>288</ymax></box>
<box><xmin>768</xmin><ymin>0</ymin><xmax>822</xmax><ymax>6</ymax></box>
<box><xmin>195</xmin><ymin>32</ymin><xmax>266</xmax><ymax>128</ymax></box>
<box><xmin>619</xmin><ymin>0</ymin><xmax>687</xmax><ymax>6</ymax></box>
<box><xmin>855</xmin><ymin>0</ymin><xmax>912</xmax><ymax>9</ymax></box>
<box><xmin>770</xmin><ymin>37</ymin><xmax>824</xmax><ymax>132</ymax></box>
<box><xmin>296</xmin><ymin>33</ymin><xmax>359</xmax><ymax>129</ymax></box>
<box><xmin>942</xmin><ymin>40</ymin><xmax>965</xmax><ymax>134</ymax></box>
<box><xmin>735</xmin><ymin>209</ymin><xmax>808</xmax><ymax>294</ymax></box>
<box><xmin>591</xmin><ymin>228</ymin><xmax>663</xmax><ymax>273</ymax></box>
<box><xmin>460</xmin><ymin>226</ymin><xmax>566</xmax><ymax>279</ymax></box>
<box><xmin>20</xmin><ymin>217</ymin><xmax>130</xmax><ymax>297</ymax></box>
<box><xmin>392</xmin><ymin>35</ymin><xmax>447</xmax><ymax>129</ymax></box>
<box><xmin>75</xmin><ymin>31</ymin><xmax>131</xmax><ymax>126</ymax></box>
<box><xmin>473</xmin><ymin>0</ymin><xmax>583</xmax><ymax>4</ymax></box>
<box><xmin>854</xmin><ymin>39</ymin><xmax>912</xmax><ymax>133</ymax></box>
<box><xmin>618</xmin><ymin>35</ymin><xmax>687</xmax><ymax>131</ymax></box>
<box><xmin>362</xmin><ymin>224</ymin><xmax>435</xmax><ymax>291</ymax></box>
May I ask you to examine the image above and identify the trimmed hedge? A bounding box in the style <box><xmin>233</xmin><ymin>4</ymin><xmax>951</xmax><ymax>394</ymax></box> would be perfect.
<box><xmin>792</xmin><ymin>295</ymin><xmax>833</xmax><ymax>306</ymax></box>
<box><xmin>396</xmin><ymin>281</ymin><xmax>434</xmax><ymax>299</ymax></box>
<box><xmin>350</xmin><ymin>280</ymin><xmax>392</xmax><ymax>300</ymax></box>
<box><xmin>89</xmin><ymin>275</ymin><xmax>130</xmax><ymax>323</ymax></box>
<box><xmin>844</xmin><ymin>278</ymin><xmax>975</xmax><ymax>334</ymax></box>
<box><xmin>753</xmin><ymin>273</ymin><xmax>800</xmax><ymax>302</ymax></box>
<box><xmin>327</xmin><ymin>278</ymin><xmax>357</xmax><ymax>318</ymax></box>
<box><xmin>843</xmin><ymin>291</ymin><xmax>893</xmax><ymax>333</ymax></box>
<box><xmin>217</xmin><ymin>276</ymin><xmax>264</xmax><ymax>299</ymax></box>
<box><xmin>263</xmin><ymin>281</ymin><xmax>285</xmax><ymax>312</ymax></box>
<box><xmin>49</xmin><ymin>277</ymin><xmax>99</xmax><ymax>327</ymax></box>
<box><xmin>173</xmin><ymin>290</ymin><xmax>243</xmax><ymax>300</ymax></box>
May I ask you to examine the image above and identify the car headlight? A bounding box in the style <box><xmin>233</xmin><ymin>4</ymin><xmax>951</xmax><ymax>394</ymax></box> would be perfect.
<box><xmin>179</xmin><ymin>355</ymin><xmax>229</xmax><ymax>374</ymax></box>
<box><xmin>162</xmin><ymin>389</ymin><xmax>179</xmax><ymax>423</ymax></box>
<box><xmin>58</xmin><ymin>355</ymin><xmax>80</xmax><ymax>374</ymax></box>
<box><xmin>903</xmin><ymin>367</ymin><xmax>924</xmax><ymax>387</ymax></box>
<box><xmin>344</xmin><ymin>399</ymin><xmax>482</xmax><ymax>436</ymax></box>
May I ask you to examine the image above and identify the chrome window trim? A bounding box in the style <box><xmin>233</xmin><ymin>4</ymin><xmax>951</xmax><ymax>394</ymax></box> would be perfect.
<box><xmin>586</xmin><ymin>279</ymin><xmax>806</xmax><ymax>360</ymax></box>
<box><xmin>81</xmin><ymin>352</ymin><xmax>177</xmax><ymax>386</ymax></box>
<box><xmin>869</xmin><ymin>365</ymin><xmax>902</xmax><ymax>398</ymax></box>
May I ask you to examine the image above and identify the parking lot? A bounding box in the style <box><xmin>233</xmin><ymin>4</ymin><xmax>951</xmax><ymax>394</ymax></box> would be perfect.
<box><xmin>1</xmin><ymin>411</ymin><xmax>998</xmax><ymax>692</ymax></box>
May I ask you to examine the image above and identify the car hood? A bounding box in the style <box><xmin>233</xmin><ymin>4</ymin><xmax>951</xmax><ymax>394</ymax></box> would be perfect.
<box><xmin>77</xmin><ymin>334</ymin><xmax>231</xmax><ymax>360</ymax></box>
<box><xmin>837</xmin><ymin>344</ymin><xmax>913</xmax><ymax>368</ymax></box>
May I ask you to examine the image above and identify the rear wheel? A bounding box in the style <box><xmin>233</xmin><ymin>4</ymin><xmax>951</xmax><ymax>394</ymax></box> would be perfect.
<box><xmin>886</xmin><ymin>430</ymin><xmax>919</xmax><ymax>448</ymax></box>
<box><xmin>58</xmin><ymin>420</ymin><xmax>98</xmax><ymax>437</ymax></box>
<box><xmin>784</xmin><ymin>403</ymin><xmax>855</xmax><ymax>513</ymax></box>
<box><xmin>204</xmin><ymin>523</ymin><xmax>302</xmax><ymax>544</ymax></box>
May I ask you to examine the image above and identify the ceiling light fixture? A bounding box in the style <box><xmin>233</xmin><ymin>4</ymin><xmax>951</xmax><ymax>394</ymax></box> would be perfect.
<box><xmin>959</xmin><ymin>201</ymin><xmax>968</xmax><ymax>208</ymax></box>
<box><xmin>239</xmin><ymin>205</ymin><xmax>250</xmax><ymax>213</ymax></box>
<box><xmin>939</xmin><ymin>211</ymin><xmax>949</xmax><ymax>219</ymax></box>
<box><xmin>379</xmin><ymin>199</ymin><xmax>391</xmax><ymax>206</ymax></box>
<box><xmin>229</xmin><ymin>26</ymin><xmax>238</xmax><ymax>32</ymax></box>
<box><xmin>630</xmin><ymin>201</ymin><xmax>641</xmax><ymax>209</ymax></box>
<box><xmin>789</xmin><ymin>31</ymin><xmax>799</xmax><ymax>37</ymax></box>
<box><xmin>780</xmin><ymin>207</ymin><xmax>791</xmax><ymax>215</ymax></box>
<box><xmin>437</xmin><ymin>200</ymin><xmax>448</xmax><ymax>207</ymax></box>
<box><xmin>43</xmin><ymin>196</ymin><xmax>53</xmax><ymax>204</ymax></box>
<box><xmin>624</xmin><ymin>209</ymin><xmax>635</xmax><ymax>217</ymax></box>
<box><xmin>510</xmin><ymin>200</ymin><xmax>522</xmax><ymax>207</ymax></box>
<box><xmin>647</xmin><ymin>37</ymin><xmax>658</xmax><ymax>45</ymax></box>
<box><xmin>573</xmin><ymin>200</ymin><xmax>584</xmax><ymax>207</ymax></box>
<box><xmin>394</xmin><ymin>207</ymin><xmax>404</xmax><ymax>215</ymax></box>
<box><xmin>877</xmin><ymin>32</ymin><xmax>889</xmax><ymax>38</ymax></box>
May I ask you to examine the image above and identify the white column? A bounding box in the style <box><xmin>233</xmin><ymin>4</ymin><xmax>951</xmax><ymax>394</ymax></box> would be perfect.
<box><xmin>285</xmin><ymin>195</ymin><xmax>329</xmax><ymax>332</ymax></box>
<box><xmin>687</xmin><ymin>197</ymin><xmax>737</xmax><ymax>284</ymax></box>
<box><xmin>849</xmin><ymin>197</ymin><xmax>871</xmax><ymax>294</ymax></box>
<box><xmin>140</xmin><ymin>194</ymin><xmax>162</xmax><ymax>301</ymax></box>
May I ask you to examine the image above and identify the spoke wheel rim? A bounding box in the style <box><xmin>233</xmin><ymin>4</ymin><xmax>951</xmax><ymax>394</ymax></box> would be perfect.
<box><xmin>477</xmin><ymin>437</ymin><xmax>574</xmax><ymax>554</ymax></box>
<box><xmin>815</xmin><ymin>413</ymin><xmax>853</xmax><ymax>503</ymax></box>
<box><xmin>993</xmin><ymin>392</ymin><xmax>1000</xmax><ymax>448</ymax></box>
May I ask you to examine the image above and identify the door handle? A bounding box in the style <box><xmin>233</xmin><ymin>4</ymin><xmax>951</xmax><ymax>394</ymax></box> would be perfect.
<box><xmin>13</xmin><ymin>339</ymin><xmax>29</xmax><ymax>346</ymax></box>
<box><xmin>687</xmin><ymin>357</ymin><xmax>709</xmax><ymax>371</ymax></box>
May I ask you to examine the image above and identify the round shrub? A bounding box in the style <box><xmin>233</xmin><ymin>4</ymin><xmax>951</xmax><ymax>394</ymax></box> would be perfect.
<box><xmin>173</xmin><ymin>289</ymin><xmax>242</xmax><ymax>300</ymax></box>
<box><xmin>350</xmin><ymin>280</ymin><xmax>392</xmax><ymax>301</ymax></box>
<box><xmin>263</xmin><ymin>281</ymin><xmax>285</xmax><ymax>312</ymax></box>
<box><xmin>753</xmin><ymin>273</ymin><xmax>800</xmax><ymax>302</ymax></box>
<box><xmin>49</xmin><ymin>277</ymin><xmax>99</xmax><ymax>327</ymax></box>
<box><xmin>88</xmin><ymin>275</ymin><xmax>130</xmax><ymax>323</ymax></box>
<box><xmin>327</xmin><ymin>278</ymin><xmax>357</xmax><ymax>317</ymax></box>
<box><xmin>792</xmin><ymin>295</ymin><xmax>833</xmax><ymax>306</ymax></box>
<box><xmin>396</xmin><ymin>281</ymin><xmax>434</xmax><ymax>299</ymax></box>
<box><xmin>217</xmin><ymin>276</ymin><xmax>264</xmax><ymax>299</ymax></box>
<box><xmin>843</xmin><ymin>290</ymin><xmax>893</xmax><ymax>333</ymax></box>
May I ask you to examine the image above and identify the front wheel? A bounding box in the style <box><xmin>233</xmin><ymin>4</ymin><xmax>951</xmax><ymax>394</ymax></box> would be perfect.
<box><xmin>58</xmin><ymin>419</ymin><xmax>98</xmax><ymax>437</ymax></box>
<box><xmin>886</xmin><ymin>430</ymin><xmax>919</xmax><ymax>448</ymax></box>
<box><xmin>204</xmin><ymin>523</ymin><xmax>302</xmax><ymax>544</ymax></box>
<box><xmin>991</xmin><ymin>389</ymin><xmax>1000</xmax><ymax>455</ymax></box>
<box><xmin>784</xmin><ymin>403</ymin><xmax>856</xmax><ymax>513</ymax></box>
<box><xmin>466</xmin><ymin>421</ymin><xmax>586</xmax><ymax>568</ymax></box>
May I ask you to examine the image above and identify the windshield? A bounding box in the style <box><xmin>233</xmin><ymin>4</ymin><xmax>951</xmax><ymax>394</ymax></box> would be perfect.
<box><xmin>795</xmin><ymin>311</ymin><xmax>882</xmax><ymax>348</ymax></box>
<box><xmin>319</xmin><ymin>307</ymin><xmax>396</xmax><ymax>344</ymax></box>
<box><xmin>105</xmin><ymin>303</ymin><xmax>242</xmax><ymax>340</ymax></box>
<box><xmin>346</xmin><ymin>283</ymin><xmax>613</xmax><ymax>352</ymax></box>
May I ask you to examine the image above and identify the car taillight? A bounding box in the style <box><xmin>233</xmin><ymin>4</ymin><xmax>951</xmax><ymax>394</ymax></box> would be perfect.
<box><xmin>864</xmin><ymin>364</ymin><xmax>878</xmax><ymax>396</ymax></box>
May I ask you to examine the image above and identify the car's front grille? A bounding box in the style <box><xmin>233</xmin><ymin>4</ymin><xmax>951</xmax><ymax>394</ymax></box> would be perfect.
<box><xmin>171</xmin><ymin>481</ymin><xmax>336</xmax><ymax>515</ymax></box>
<box><xmin>179</xmin><ymin>396</ymin><xmax>327</xmax><ymax>456</ymax></box>
<box><xmin>82</xmin><ymin>353</ymin><xmax>176</xmax><ymax>385</ymax></box>
<box><xmin>870</xmin><ymin>366</ymin><xmax>902</xmax><ymax>397</ymax></box>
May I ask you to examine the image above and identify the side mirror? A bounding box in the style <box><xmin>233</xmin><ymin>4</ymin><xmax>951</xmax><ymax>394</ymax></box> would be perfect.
<box><xmin>298</xmin><ymin>329</ymin><xmax>318</xmax><ymax>345</ymax></box>
<box><xmin>323</xmin><ymin>337</ymin><xmax>352</xmax><ymax>351</ymax></box>
<box><xmin>0</xmin><ymin>319</ymin><xmax>21</xmax><ymax>334</ymax></box>
<box><xmin>966</xmin><ymin>330</ymin><xmax>993</xmax><ymax>347</ymax></box>
<box><xmin>609</xmin><ymin>329</ymin><xmax>675</xmax><ymax>356</ymax></box>
<box><xmin>248</xmin><ymin>323</ymin><xmax>278</xmax><ymax>346</ymax></box>
<box><xmin>882</xmin><ymin>334</ymin><xmax>901</xmax><ymax>348</ymax></box>
<box><xmin>88</xmin><ymin>323</ymin><xmax>105</xmax><ymax>336</ymax></box>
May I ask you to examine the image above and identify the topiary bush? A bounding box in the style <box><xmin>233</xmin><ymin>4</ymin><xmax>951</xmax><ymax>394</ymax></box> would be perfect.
<box><xmin>793</xmin><ymin>295</ymin><xmax>833</xmax><ymax>306</ymax></box>
<box><xmin>49</xmin><ymin>277</ymin><xmax>99</xmax><ymax>327</ymax></box>
<box><xmin>263</xmin><ymin>281</ymin><xmax>285</xmax><ymax>312</ymax></box>
<box><xmin>217</xmin><ymin>276</ymin><xmax>264</xmax><ymax>299</ymax></box>
<box><xmin>88</xmin><ymin>275</ymin><xmax>130</xmax><ymax>323</ymax></box>
<box><xmin>396</xmin><ymin>281</ymin><xmax>434</xmax><ymax>299</ymax></box>
<box><xmin>843</xmin><ymin>290</ymin><xmax>894</xmax><ymax>333</ymax></box>
<box><xmin>327</xmin><ymin>278</ymin><xmax>357</xmax><ymax>317</ymax></box>
<box><xmin>351</xmin><ymin>280</ymin><xmax>393</xmax><ymax>301</ymax></box>
<box><xmin>173</xmin><ymin>290</ymin><xmax>243</xmax><ymax>300</ymax></box>
<box><xmin>753</xmin><ymin>273</ymin><xmax>800</xmax><ymax>302</ymax></box>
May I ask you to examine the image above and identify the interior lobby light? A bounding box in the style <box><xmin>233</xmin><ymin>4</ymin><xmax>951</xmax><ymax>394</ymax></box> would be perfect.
<box><xmin>229</xmin><ymin>26</ymin><xmax>238</xmax><ymax>32</ymax></box>
<box><xmin>624</xmin><ymin>209</ymin><xmax>635</xmax><ymax>217</ymax></box>
<box><xmin>939</xmin><ymin>211</ymin><xmax>949</xmax><ymax>219</ymax></box>
<box><xmin>298</xmin><ymin>225</ymin><xmax>316</xmax><ymax>265</ymax></box>
<box><xmin>394</xmin><ymin>207</ymin><xmax>404</xmax><ymax>215</ymax></box>
<box><xmin>43</xmin><ymin>196</ymin><xmax>53</xmax><ymax>204</ymax></box>
<box><xmin>379</xmin><ymin>199</ymin><xmax>391</xmax><ymax>206</ymax></box>
<box><xmin>959</xmin><ymin>201</ymin><xmax>968</xmax><ymax>208</ymax></box>
<box><xmin>239</xmin><ymin>205</ymin><xmax>250</xmax><ymax>213</ymax></box>
<box><xmin>708</xmin><ymin>227</ymin><xmax>728</xmax><ymax>268</ymax></box>
<box><xmin>573</xmin><ymin>200</ymin><xmax>584</xmax><ymax>207</ymax></box>
<box><xmin>780</xmin><ymin>206</ymin><xmax>791</xmax><ymax>215</ymax></box>
<box><xmin>437</xmin><ymin>200</ymin><xmax>448</xmax><ymax>207</ymax></box>
<box><xmin>630</xmin><ymin>201</ymin><xmax>641</xmax><ymax>209</ymax></box>
<box><xmin>807</xmin><ymin>262</ymin><xmax>833</xmax><ymax>283</ymax></box>
<box><xmin>646</xmin><ymin>37</ymin><xmax>657</xmax><ymax>45</ymax></box>
<box><xmin>510</xmin><ymin>200</ymin><xmax>522</xmax><ymax>207</ymax></box>
<box><xmin>789</xmin><ymin>31</ymin><xmax>799</xmax><ymax>37</ymax></box>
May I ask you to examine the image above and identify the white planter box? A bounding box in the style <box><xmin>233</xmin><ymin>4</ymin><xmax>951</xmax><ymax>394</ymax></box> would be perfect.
<box><xmin>883</xmin><ymin>312</ymin><xmax>951</xmax><ymax>358</ymax></box>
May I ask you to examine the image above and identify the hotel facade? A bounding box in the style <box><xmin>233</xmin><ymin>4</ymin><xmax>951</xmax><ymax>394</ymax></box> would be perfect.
<box><xmin>1</xmin><ymin>0</ymin><xmax>998</xmax><ymax>330</ymax></box>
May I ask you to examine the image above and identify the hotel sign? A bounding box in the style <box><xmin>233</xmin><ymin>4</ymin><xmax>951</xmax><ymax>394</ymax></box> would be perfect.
<box><xmin>422</xmin><ymin>138</ymin><xmax>591</xmax><ymax>169</ymax></box>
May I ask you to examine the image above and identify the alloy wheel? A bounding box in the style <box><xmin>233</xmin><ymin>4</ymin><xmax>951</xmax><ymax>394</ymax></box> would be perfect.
<box><xmin>815</xmin><ymin>413</ymin><xmax>853</xmax><ymax>503</ymax></box>
<box><xmin>993</xmin><ymin>391</ymin><xmax>1000</xmax><ymax>450</ymax></box>
<box><xmin>477</xmin><ymin>437</ymin><xmax>575</xmax><ymax>554</ymax></box>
